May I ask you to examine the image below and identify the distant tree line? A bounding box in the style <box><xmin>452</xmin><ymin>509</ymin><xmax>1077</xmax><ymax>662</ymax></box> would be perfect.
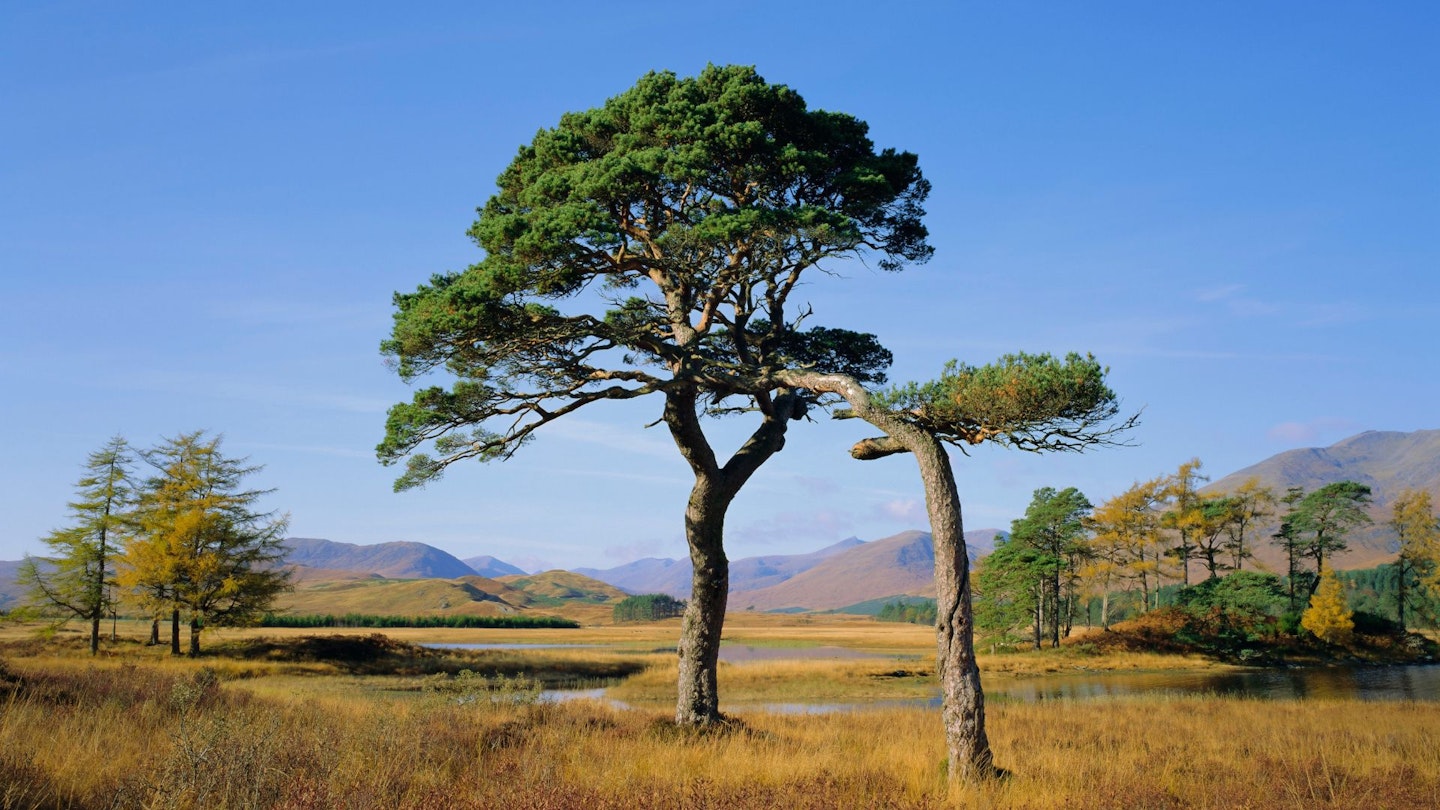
<box><xmin>877</xmin><ymin>599</ymin><xmax>938</xmax><ymax>625</ymax></box>
<box><xmin>613</xmin><ymin>594</ymin><xmax>686</xmax><ymax>623</ymax></box>
<box><xmin>260</xmin><ymin>613</ymin><xmax>579</xmax><ymax>629</ymax></box>
<box><xmin>975</xmin><ymin>462</ymin><xmax>1440</xmax><ymax>649</ymax></box>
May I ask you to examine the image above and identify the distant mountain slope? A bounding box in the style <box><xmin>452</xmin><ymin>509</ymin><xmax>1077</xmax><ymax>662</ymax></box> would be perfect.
<box><xmin>1204</xmin><ymin>429</ymin><xmax>1440</xmax><ymax>569</ymax></box>
<box><xmin>0</xmin><ymin>559</ymin><xmax>24</xmax><ymax>610</ymax></box>
<box><xmin>278</xmin><ymin>570</ymin><xmax>622</xmax><ymax>620</ymax></box>
<box><xmin>574</xmin><ymin>536</ymin><xmax>866</xmax><ymax>598</ymax></box>
<box><xmin>463</xmin><ymin>555</ymin><xmax>527</xmax><ymax>578</ymax></box>
<box><xmin>281</xmin><ymin>538</ymin><xmax>478</xmax><ymax>579</ymax></box>
<box><xmin>495</xmin><ymin>571</ymin><xmax>627</xmax><ymax>606</ymax></box>
<box><xmin>278</xmin><ymin>574</ymin><xmax>527</xmax><ymax>617</ymax></box>
<box><xmin>734</xmin><ymin>530</ymin><xmax>939</xmax><ymax>611</ymax></box>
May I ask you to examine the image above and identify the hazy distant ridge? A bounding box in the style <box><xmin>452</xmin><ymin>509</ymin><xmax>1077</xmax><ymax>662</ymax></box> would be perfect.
<box><xmin>282</xmin><ymin>537</ymin><xmax>480</xmax><ymax>579</ymax></box>
<box><xmin>574</xmin><ymin>536</ymin><xmax>867</xmax><ymax>598</ymax></box>
<box><xmin>463</xmin><ymin>555</ymin><xmax>528</xmax><ymax>578</ymax></box>
<box><xmin>575</xmin><ymin>531</ymin><xmax>1001</xmax><ymax>608</ymax></box>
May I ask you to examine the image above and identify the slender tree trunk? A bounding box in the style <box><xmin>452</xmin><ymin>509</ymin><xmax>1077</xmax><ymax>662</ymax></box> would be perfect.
<box><xmin>170</xmin><ymin>609</ymin><xmax>181</xmax><ymax>656</ymax></box>
<box><xmin>91</xmin><ymin>536</ymin><xmax>106</xmax><ymax>656</ymax></box>
<box><xmin>666</xmin><ymin>389</ymin><xmax>796</xmax><ymax>725</ymax></box>
<box><xmin>149</xmin><ymin>618</ymin><xmax>160</xmax><ymax>646</ymax></box>
<box><xmin>911</xmin><ymin>434</ymin><xmax>993</xmax><ymax>779</ymax></box>
<box><xmin>1101</xmin><ymin>589</ymin><xmax>1110</xmax><ymax>629</ymax></box>
<box><xmin>1032</xmin><ymin>584</ymin><xmax>1042</xmax><ymax>651</ymax></box>
<box><xmin>778</xmin><ymin>369</ymin><xmax>994</xmax><ymax>779</ymax></box>
<box><xmin>1050</xmin><ymin>571</ymin><xmax>1062</xmax><ymax>648</ymax></box>
<box><xmin>1396</xmin><ymin>560</ymin><xmax>1408</xmax><ymax>631</ymax></box>
<box><xmin>189</xmin><ymin>616</ymin><xmax>201</xmax><ymax>656</ymax></box>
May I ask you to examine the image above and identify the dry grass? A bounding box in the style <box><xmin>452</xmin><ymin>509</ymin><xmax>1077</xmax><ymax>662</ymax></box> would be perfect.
<box><xmin>2</xmin><ymin>652</ymin><xmax>1438</xmax><ymax>809</ymax></box>
<box><xmin>4</xmin><ymin>618</ymin><xmax>1438</xmax><ymax>808</ymax></box>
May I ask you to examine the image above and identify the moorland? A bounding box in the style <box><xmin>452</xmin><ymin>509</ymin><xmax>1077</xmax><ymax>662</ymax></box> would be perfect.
<box><xmin>3</xmin><ymin>612</ymin><xmax>1438</xmax><ymax>810</ymax></box>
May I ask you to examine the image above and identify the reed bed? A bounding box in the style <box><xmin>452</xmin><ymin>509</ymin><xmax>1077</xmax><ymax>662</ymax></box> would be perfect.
<box><xmin>3</xmin><ymin>650</ymin><xmax>1438</xmax><ymax>809</ymax></box>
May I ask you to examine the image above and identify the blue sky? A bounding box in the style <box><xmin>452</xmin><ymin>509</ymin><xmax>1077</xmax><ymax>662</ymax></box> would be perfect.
<box><xmin>3</xmin><ymin>3</ymin><xmax>1436</xmax><ymax>571</ymax></box>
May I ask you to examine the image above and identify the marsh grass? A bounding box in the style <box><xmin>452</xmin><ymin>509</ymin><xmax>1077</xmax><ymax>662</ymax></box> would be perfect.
<box><xmin>4</xmin><ymin>620</ymin><xmax>1439</xmax><ymax>808</ymax></box>
<box><xmin>3</xmin><ymin>654</ymin><xmax>1438</xmax><ymax>809</ymax></box>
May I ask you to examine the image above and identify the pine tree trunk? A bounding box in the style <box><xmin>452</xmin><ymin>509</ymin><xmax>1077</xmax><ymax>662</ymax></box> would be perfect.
<box><xmin>911</xmin><ymin>434</ymin><xmax>993</xmax><ymax>780</ymax></box>
<box><xmin>665</xmin><ymin>389</ymin><xmax>797</xmax><ymax>726</ymax></box>
<box><xmin>149</xmin><ymin>618</ymin><xmax>159</xmax><ymax>646</ymax></box>
<box><xmin>189</xmin><ymin>617</ymin><xmax>201</xmax><ymax>656</ymax></box>
<box><xmin>776</xmin><ymin>369</ymin><xmax>996</xmax><ymax>780</ymax></box>
<box><xmin>676</xmin><ymin>478</ymin><xmax>728</xmax><ymax>724</ymax></box>
<box><xmin>170</xmin><ymin>609</ymin><xmax>181</xmax><ymax>656</ymax></box>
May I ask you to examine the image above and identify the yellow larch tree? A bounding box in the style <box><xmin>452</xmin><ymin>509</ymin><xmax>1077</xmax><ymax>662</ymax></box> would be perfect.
<box><xmin>1301</xmin><ymin>566</ymin><xmax>1353</xmax><ymax>644</ymax></box>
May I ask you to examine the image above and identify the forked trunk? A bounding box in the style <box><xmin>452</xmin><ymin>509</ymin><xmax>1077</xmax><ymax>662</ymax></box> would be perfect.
<box><xmin>666</xmin><ymin>389</ymin><xmax>797</xmax><ymax>726</ymax></box>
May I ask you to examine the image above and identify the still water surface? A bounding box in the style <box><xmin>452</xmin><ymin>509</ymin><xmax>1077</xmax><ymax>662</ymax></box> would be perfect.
<box><xmin>426</xmin><ymin>642</ymin><xmax>1439</xmax><ymax>708</ymax></box>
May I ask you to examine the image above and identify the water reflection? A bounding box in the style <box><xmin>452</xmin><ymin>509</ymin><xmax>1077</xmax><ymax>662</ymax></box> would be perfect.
<box><xmin>993</xmin><ymin>665</ymin><xmax>1440</xmax><ymax>703</ymax></box>
<box><xmin>425</xmin><ymin>643</ymin><xmax>602</xmax><ymax>651</ymax></box>
<box><xmin>717</xmin><ymin>644</ymin><xmax>895</xmax><ymax>663</ymax></box>
<box><xmin>542</xmin><ymin>665</ymin><xmax>1440</xmax><ymax>714</ymax></box>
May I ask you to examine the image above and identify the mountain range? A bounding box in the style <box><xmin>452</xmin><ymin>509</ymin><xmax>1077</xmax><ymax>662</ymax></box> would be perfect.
<box><xmin>576</xmin><ymin>530</ymin><xmax>1003</xmax><ymax>606</ymax></box>
<box><xmin>1</xmin><ymin>429</ymin><xmax>1436</xmax><ymax>612</ymax></box>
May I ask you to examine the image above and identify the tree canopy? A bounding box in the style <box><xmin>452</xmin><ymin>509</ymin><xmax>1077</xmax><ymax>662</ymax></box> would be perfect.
<box><xmin>377</xmin><ymin>64</ymin><xmax>929</xmax><ymax>490</ymax></box>
<box><xmin>376</xmin><ymin>65</ymin><xmax>934</xmax><ymax>727</ymax></box>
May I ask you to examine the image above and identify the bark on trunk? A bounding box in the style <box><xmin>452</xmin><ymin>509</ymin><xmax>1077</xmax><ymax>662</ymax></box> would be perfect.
<box><xmin>170</xmin><ymin>609</ymin><xmax>181</xmax><ymax>656</ymax></box>
<box><xmin>775</xmin><ymin>370</ymin><xmax>994</xmax><ymax>779</ymax></box>
<box><xmin>148</xmin><ymin>618</ymin><xmax>160</xmax><ymax>646</ymax></box>
<box><xmin>189</xmin><ymin>616</ymin><xmax>201</xmax><ymax>656</ymax></box>
<box><xmin>666</xmin><ymin>389</ymin><xmax>798</xmax><ymax>725</ymax></box>
<box><xmin>676</xmin><ymin>479</ymin><xmax>728</xmax><ymax>724</ymax></box>
<box><xmin>911</xmin><ymin>435</ymin><xmax>993</xmax><ymax>780</ymax></box>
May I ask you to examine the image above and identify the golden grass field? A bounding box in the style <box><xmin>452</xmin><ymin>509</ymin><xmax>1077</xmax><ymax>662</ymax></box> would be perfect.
<box><xmin>3</xmin><ymin>615</ymin><xmax>1438</xmax><ymax>809</ymax></box>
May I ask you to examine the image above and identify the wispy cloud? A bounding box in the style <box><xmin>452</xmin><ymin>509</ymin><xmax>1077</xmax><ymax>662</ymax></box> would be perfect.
<box><xmin>602</xmin><ymin>539</ymin><xmax>670</xmax><ymax>562</ymax></box>
<box><xmin>205</xmin><ymin>298</ymin><xmax>385</xmax><ymax>330</ymax></box>
<box><xmin>872</xmin><ymin>498</ymin><xmax>925</xmax><ymax>525</ymax></box>
<box><xmin>537</xmin><ymin>467</ymin><xmax>687</xmax><ymax>487</ymax></box>
<box><xmin>1194</xmin><ymin>284</ymin><xmax>1246</xmax><ymax>303</ymax></box>
<box><xmin>123</xmin><ymin>369</ymin><xmax>392</xmax><ymax>414</ymax></box>
<box><xmin>234</xmin><ymin>441</ymin><xmax>373</xmax><ymax>460</ymax></box>
<box><xmin>1265</xmin><ymin>418</ymin><xmax>1364</xmax><ymax>445</ymax></box>
<box><xmin>793</xmin><ymin>475</ymin><xmax>841</xmax><ymax>496</ymax></box>
<box><xmin>734</xmin><ymin>509</ymin><xmax>856</xmax><ymax>547</ymax></box>
<box><xmin>1192</xmin><ymin>283</ymin><xmax>1280</xmax><ymax>317</ymax></box>
<box><xmin>542</xmin><ymin>417</ymin><xmax>676</xmax><ymax>460</ymax></box>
